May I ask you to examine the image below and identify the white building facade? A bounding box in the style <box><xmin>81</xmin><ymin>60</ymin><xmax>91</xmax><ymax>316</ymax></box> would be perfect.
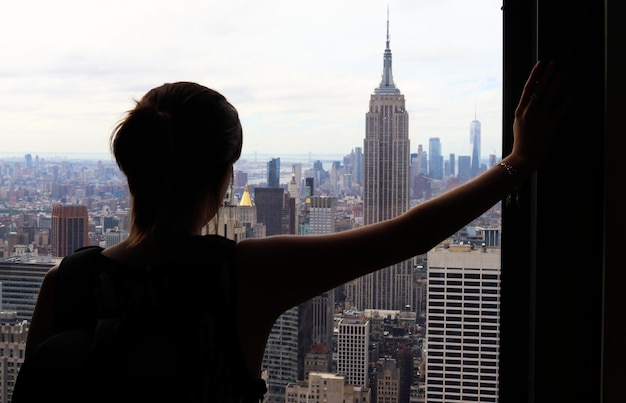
<box><xmin>425</xmin><ymin>245</ymin><xmax>501</xmax><ymax>403</ymax></box>
<box><xmin>336</xmin><ymin>310</ymin><xmax>370</xmax><ymax>387</ymax></box>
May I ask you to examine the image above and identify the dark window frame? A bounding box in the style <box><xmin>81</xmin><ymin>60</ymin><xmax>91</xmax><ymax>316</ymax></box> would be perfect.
<box><xmin>500</xmin><ymin>0</ymin><xmax>622</xmax><ymax>402</ymax></box>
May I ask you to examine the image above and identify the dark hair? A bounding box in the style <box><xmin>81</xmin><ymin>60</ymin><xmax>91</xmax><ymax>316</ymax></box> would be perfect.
<box><xmin>110</xmin><ymin>82</ymin><xmax>242</xmax><ymax>243</ymax></box>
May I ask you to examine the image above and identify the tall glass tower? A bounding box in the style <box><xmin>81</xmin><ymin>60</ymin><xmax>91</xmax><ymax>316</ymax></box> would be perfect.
<box><xmin>267</xmin><ymin>157</ymin><xmax>280</xmax><ymax>188</ymax></box>
<box><xmin>428</xmin><ymin>137</ymin><xmax>443</xmax><ymax>180</ymax></box>
<box><xmin>470</xmin><ymin>117</ymin><xmax>481</xmax><ymax>179</ymax></box>
<box><xmin>352</xmin><ymin>15</ymin><xmax>413</xmax><ymax>311</ymax></box>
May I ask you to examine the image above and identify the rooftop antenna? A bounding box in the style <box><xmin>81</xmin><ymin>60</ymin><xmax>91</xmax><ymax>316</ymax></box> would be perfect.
<box><xmin>387</xmin><ymin>5</ymin><xmax>390</xmax><ymax>46</ymax></box>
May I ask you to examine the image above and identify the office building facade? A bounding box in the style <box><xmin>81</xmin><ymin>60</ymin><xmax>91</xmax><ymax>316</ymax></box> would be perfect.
<box><xmin>425</xmin><ymin>246</ymin><xmax>501</xmax><ymax>403</ymax></box>
<box><xmin>0</xmin><ymin>258</ymin><xmax>58</xmax><ymax>322</ymax></box>
<box><xmin>285</xmin><ymin>372</ymin><xmax>371</xmax><ymax>403</ymax></box>
<box><xmin>310</xmin><ymin>291</ymin><xmax>334</xmax><ymax>351</ymax></box>
<box><xmin>303</xmin><ymin>343</ymin><xmax>332</xmax><ymax>380</ymax></box>
<box><xmin>457</xmin><ymin>155</ymin><xmax>471</xmax><ymax>182</ymax></box>
<box><xmin>50</xmin><ymin>204</ymin><xmax>88</xmax><ymax>258</ymax></box>
<box><xmin>0</xmin><ymin>314</ymin><xmax>28</xmax><ymax>403</ymax></box>
<box><xmin>308</xmin><ymin>196</ymin><xmax>336</xmax><ymax>235</ymax></box>
<box><xmin>104</xmin><ymin>228</ymin><xmax>127</xmax><ymax>248</ymax></box>
<box><xmin>263</xmin><ymin>306</ymin><xmax>299</xmax><ymax>403</ymax></box>
<box><xmin>254</xmin><ymin>187</ymin><xmax>285</xmax><ymax>236</ymax></box>
<box><xmin>375</xmin><ymin>358</ymin><xmax>401</xmax><ymax>403</ymax></box>
<box><xmin>337</xmin><ymin>311</ymin><xmax>370</xmax><ymax>387</ymax></box>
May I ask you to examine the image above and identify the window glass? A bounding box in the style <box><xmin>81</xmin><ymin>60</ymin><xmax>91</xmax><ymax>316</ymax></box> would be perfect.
<box><xmin>2</xmin><ymin>1</ymin><xmax>501</xmax><ymax>401</ymax></box>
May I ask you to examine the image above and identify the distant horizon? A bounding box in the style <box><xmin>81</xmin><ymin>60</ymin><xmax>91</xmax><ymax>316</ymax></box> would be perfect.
<box><xmin>0</xmin><ymin>149</ymin><xmax>501</xmax><ymax>164</ymax></box>
<box><xmin>0</xmin><ymin>151</ymin><xmax>116</xmax><ymax>162</ymax></box>
<box><xmin>0</xmin><ymin>151</ymin><xmax>349</xmax><ymax>164</ymax></box>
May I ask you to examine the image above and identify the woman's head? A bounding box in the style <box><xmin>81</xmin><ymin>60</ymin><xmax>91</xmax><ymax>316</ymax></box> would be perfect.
<box><xmin>110</xmin><ymin>82</ymin><xmax>242</xmax><ymax>242</ymax></box>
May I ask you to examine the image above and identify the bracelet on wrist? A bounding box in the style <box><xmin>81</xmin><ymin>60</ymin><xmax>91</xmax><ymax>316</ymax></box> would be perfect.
<box><xmin>496</xmin><ymin>161</ymin><xmax>520</xmax><ymax>207</ymax></box>
<box><xmin>496</xmin><ymin>161</ymin><xmax>519</xmax><ymax>176</ymax></box>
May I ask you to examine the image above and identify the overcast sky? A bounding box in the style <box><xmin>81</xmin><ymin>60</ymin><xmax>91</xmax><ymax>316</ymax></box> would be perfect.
<box><xmin>1</xmin><ymin>0</ymin><xmax>503</xmax><ymax>161</ymax></box>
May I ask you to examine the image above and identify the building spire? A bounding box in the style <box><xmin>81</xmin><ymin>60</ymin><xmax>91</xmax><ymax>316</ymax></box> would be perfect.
<box><xmin>239</xmin><ymin>184</ymin><xmax>254</xmax><ymax>206</ymax></box>
<box><xmin>375</xmin><ymin>6</ymin><xmax>400</xmax><ymax>95</ymax></box>
<box><xmin>386</xmin><ymin>5</ymin><xmax>390</xmax><ymax>49</ymax></box>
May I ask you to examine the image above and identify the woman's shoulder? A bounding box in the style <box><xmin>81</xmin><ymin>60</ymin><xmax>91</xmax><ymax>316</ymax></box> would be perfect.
<box><xmin>192</xmin><ymin>234</ymin><xmax>236</xmax><ymax>247</ymax></box>
<box><xmin>99</xmin><ymin>235</ymin><xmax>236</xmax><ymax>267</ymax></box>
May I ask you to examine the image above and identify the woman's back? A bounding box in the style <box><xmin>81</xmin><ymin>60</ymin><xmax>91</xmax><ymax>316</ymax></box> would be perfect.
<box><xmin>15</xmin><ymin>235</ymin><xmax>267</xmax><ymax>403</ymax></box>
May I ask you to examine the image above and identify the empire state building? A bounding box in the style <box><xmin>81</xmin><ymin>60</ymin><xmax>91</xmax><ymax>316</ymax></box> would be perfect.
<box><xmin>349</xmin><ymin>17</ymin><xmax>414</xmax><ymax>311</ymax></box>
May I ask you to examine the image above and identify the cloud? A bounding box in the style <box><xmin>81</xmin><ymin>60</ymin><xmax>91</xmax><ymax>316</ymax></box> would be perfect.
<box><xmin>0</xmin><ymin>0</ymin><xmax>503</xmax><ymax>160</ymax></box>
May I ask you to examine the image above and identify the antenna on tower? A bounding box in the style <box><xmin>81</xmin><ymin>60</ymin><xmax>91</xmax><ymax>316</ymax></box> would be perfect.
<box><xmin>386</xmin><ymin>5</ymin><xmax>390</xmax><ymax>45</ymax></box>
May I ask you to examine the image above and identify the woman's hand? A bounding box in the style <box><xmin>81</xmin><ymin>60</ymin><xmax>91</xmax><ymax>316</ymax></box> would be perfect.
<box><xmin>511</xmin><ymin>60</ymin><xmax>572</xmax><ymax>171</ymax></box>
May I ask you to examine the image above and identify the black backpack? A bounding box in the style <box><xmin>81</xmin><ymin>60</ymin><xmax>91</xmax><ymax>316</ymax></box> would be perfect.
<box><xmin>13</xmin><ymin>238</ymin><xmax>267</xmax><ymax>403</ymax></box>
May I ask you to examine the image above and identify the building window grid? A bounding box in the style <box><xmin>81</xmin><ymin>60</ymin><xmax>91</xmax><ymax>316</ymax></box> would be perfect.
<box><xmin>426</xmin><ymin>268</ymin><xmax>501</xmax><ymax>402</ymax></box>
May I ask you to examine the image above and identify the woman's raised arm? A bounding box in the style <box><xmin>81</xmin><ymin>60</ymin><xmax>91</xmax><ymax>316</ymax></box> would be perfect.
<box><xmin>236</xmin><ymin>60</ymin><xmax>570</xmax><ymax>316</ymax></box>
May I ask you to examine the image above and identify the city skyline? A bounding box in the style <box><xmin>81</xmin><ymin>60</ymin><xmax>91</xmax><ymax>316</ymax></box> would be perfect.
<box><xmin>1</xmin><ymin>0</ymin><xmax>502</xmax><ymax>159</ymax></box>
<box><xmin>0</xmin><ymin>117</ymin><xmax>499</xmax><ymax>168</ymax></box>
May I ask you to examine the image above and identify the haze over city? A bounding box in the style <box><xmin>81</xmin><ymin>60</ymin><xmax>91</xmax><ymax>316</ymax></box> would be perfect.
<box><xmin>1</xmin><ymin>0</ymin><xmax>502</xmax><ymax>160</ymax></box>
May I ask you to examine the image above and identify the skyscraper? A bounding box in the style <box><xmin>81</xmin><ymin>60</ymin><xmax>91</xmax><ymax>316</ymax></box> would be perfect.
<box><xmin>470</xmin><ymin>117</ymin><xmax>481</xmax><ymax>179</ymax></box>
<box><xmin>307</xmin><ymin>196</ymin><xmax>336</xmax><ymax>351</ymax></box>
<box><xmin>238</xmin><ymin>184</ymin><xmax>266</xmax><ymax>238</ymax></box>
<box><xmin>254</xmin><ymin>187</ymin><xmax>284</xmax><ymax>236</ymax></box>
<box><xmin>353</xmin><ymin>146</ymin><xmax>363</xmax><ymax>186</ymax></box>
<box><xmin>310</xmin><ymin>292</ymin><xmax>334</xmax><ymax>352</ymax></box>
<box><xmin>267</xmin><ymin>157</ymin><xmax>280</xmax><ymax>187</ymax></box>
<box><xmin>304</xmin><ymin>177</ymin><xmax>315</xmax><ymax>198</ymax></box>
<box><xmin>353</xmin><ymin>16</ymin><xmax>413</xmax><ymax>311</ymax></box>
<box><xmin>449</xmin><ymin>153</ymin><xmax>456</xmax><ymax>177</ymax></box>
<box><xmin>0</xmin><ymin>313</ymin><xmax>28</xmax><ymax>402</ymax></box>
<box><xmin>424</xmin><ymin>245</ymin><xmax>501</xmax><ymax>402</ymax></box>
<box><xmin>458</xmin><ymin>155</ymin><xmax>471</xmax><ymax>182</ymax></box>
<box><xmin>287</xmin><ymin>166</ymin><xmax>299</xmax><ymax>200</ymax></box>
<box><xmin>263</xmin><ymin>306</ymin><xmax>299</xmax><ymax>403</ymax></box>
<box><xmin>0</xmin><ymin>258</ymin><xmax>57</xmax><ymax>321</ymax></box>
<box><xmin>309</xmin><ymin>196</ymin><xmax>336</xmax><ymax>235</ymax></box>
<box><xmin>287</xmin><ymin>167</ymin><xmax>300</xmax><ymax>232</ymax></box>
<box><xmin>417</xmin><ymin>144</ymin><xmax>427</xmax><ymax>175</ymax></box>
<box><xmin>50</xmin><ymin>205</ymin><xmax>88</xmax><ymax>257</ymax></box>
<box><xmin>337</xmin><ymin>310</ymin><xmax>370</xmax><ymax>387</ymax></box>
<box><xmin>428</xmin><ymin>137</ymin><xmax>443</xmax><ymax>180</ymax></box>
<box><xmin>282</xmin><ymin>192</ymin><xmax>296</xmax><ymax>235</ymax></box>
